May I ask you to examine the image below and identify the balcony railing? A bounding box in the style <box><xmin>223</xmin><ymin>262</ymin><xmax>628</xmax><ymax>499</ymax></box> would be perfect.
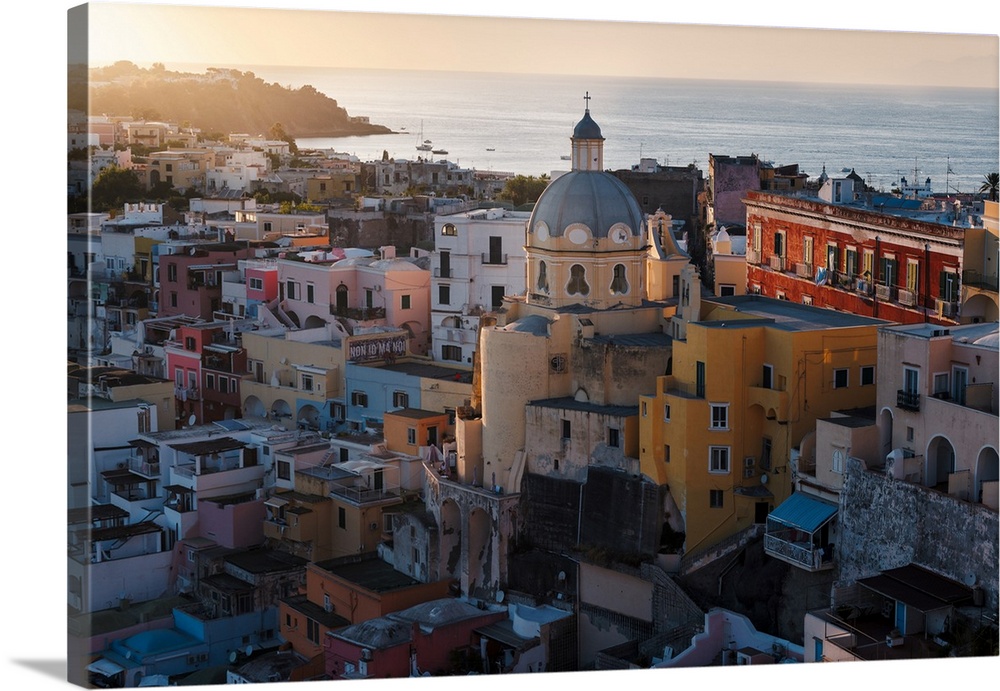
<box><xmin>329</xmin><ymin>484</ymin><xmax>399</xmax><ymax>504</ymax></box>
<box><xmin>763</xmin><ymin>534</ymin><xmax>834</xmax><ymax>571</ymax></box>
<box><xmin>434</xmin><ymin>267</ymin><xmax>453</xmax><ymax>278</ymax></box>
<box><xmin>875</xmin><ymin>284</ymin><xmax>895</xmax><ymax>302</ymax></box>
<box><xmin>962</xmin><ymin>269</ymin><xmax>998</xmax><ymax>292</ymax></box>
<box><xmin>896</xmin><ymin>389</ymin><xmax>920</xmax><ymax>411</ymax></box>
<box><xmin>897</xmin><ymin>288</ymin><xmax>917</xmax><ymax>307</ymax></box>
<box><xmin>329</xmin><ymin>305</ymin><xmax>386</xmax><ymax>320</ymax></box>
<box><xmin>175</xmin><ymin>385</ymin><xmax>200</xmax><ymax>401</ymax></box>
<box><xmin>746</xmin><ymin>249</ymin><xmax>760</xmax><ymax>265</ymax></box>
<box><xmin>768</xmin><ymin>255</ymin><xmax>786</xmax><ymax>272</ymax></box>
<box><xmin>481</xmin><ymin>253</ymin><xmax>508</xmax><ymax>265</ymax></box>
<box><xmin>795</xmin><ymin>262</ymin><xmax>813</xmax><ymax>278</ymax></box>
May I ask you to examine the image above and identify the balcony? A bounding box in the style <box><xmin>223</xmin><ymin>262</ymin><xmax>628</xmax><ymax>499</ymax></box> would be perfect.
<box><xmin>329</xmin><ymin>305</ymin><xmax>386</xmax><ymax>321</ymax></box>
<box><xmin>763</xmin><ymin>533</ymin><xmax>834</xmax><ymax>572</ymax></box>
<box><xmin>434</xmin><ymin>267</ymin><xmax>453</xmax><ymax>278</ymax></box>
<box><xmin>795</xmin><ymin>262</ymin><xmax>813</xmax><ymax>278</ymax></box>
<box><xmin>747</xmin><ymin>385</ymin><xmax>790</xmax><ymax>421</ymax></box>
<box><xmin>897</xmin><ymin>289</ymin><xmax>917</xmax><ymax>307</ymax></box>
<box><xmin>175</xmin><ymin>385</ymin><xmax>200</xmax><ymax>401</ymax></box>
<box><xmin>962</xmin><ymin>269</ymin><xmax>998</xmax><ymax>292</ymax></box>
<box><xmin>876</xmin><ymin>284</ymin><xmax>895</xmax><ymax>302</ymax></box>
<box><xmin>896</xmin><ymin>389</ymin><xmax>920</xmax><ymax>411</ymax></box>
<box><xmin>746</xmin><ymin>249</ymin><xmax>760</xmax><ymax>265</ymax></box>
<box><xmin>329</xmin><ymin>484</ymin><xmax>399</xmax><ymax>505</ymax></box>
<box><xmin>768</xmin><ymin>255</ymin><xmax>786</xmax><ymax>272</ymax></box>
<box><xmin>481</xmin><ymin>253</ymin><xmax>508</xmax><ymax>265</ymax></box>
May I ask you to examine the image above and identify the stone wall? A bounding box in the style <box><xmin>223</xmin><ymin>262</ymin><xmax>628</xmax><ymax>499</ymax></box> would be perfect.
<box><xmin>839</xmin><ymin>457</ymin><xmax>999</xmax><ymax>613</ymax></box>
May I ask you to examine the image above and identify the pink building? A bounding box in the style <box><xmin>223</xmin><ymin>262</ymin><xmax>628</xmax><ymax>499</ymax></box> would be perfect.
<box><xmin>158</xmin><ymin>243</ymin><xmax>252</xmax><ymax>320</ymax></box>
<box><xmin>278</xmin><ymin>246</ymin><xmax>432</xmax><ymax>356</ymax></box>
<box><xmin>164</xmin><ymin>322</ymin><xmax>248</xmax><ymax>425</ymax></box>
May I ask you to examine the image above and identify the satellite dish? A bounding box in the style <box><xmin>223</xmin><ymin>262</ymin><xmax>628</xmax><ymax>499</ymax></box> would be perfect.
<box><xmin>557</xmin><ymin>571</ymin><xmax>566</xmax><ymax>581</ymax></box>
<box><xmin>245</xmin><ymin>645</ymin><xmax>253</xmax><ymax>657</ymax></box>
<box><xmin>229</xmin><ymin>651</ymin><xmax>238</xmax><ymax>663</ymax></box>
<box><xmin>965</xmin><ymin>573</ymin><xmax>977</xmax><ymax>586</ymax></box>
<box><xmin>496</xmin><ymin>590</ymin><xmax>505</xmax><ymax>603</ymax></box>
<box><xmin>188</xmin><ymin>414</ymin><xmax>197</xmax><ymax>427</ymax></box>
<box><xmin>760</xmin><ymin>473</ymin><xmax>769</xmax><ymax>485</ymax></box>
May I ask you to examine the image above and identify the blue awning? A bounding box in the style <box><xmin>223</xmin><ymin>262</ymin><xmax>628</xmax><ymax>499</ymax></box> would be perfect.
<box><xmin>768</xmin><ymin>493</ymin><xmax>837</xmax><ymax>533</ymax></box>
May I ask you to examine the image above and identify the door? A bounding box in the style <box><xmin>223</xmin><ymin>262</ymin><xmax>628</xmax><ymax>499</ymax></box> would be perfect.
<box><xmin>427</xmin><ymin>426</ymin><xmax>438</xmax><ymax>447</ymax></box>
<box><xmin>754</xmin><ymin>502</ymin><xmax>769</xmax><ymax>524</ymax></box>
<box><xmin>895</xmin><ymin>601</ymin><xmax>906</xmax><ymax>632</ymax></box>
<box><xmin>336</xmin><ymin>285</ymin><xmax>348</xmax><ymax>315</ymax></box>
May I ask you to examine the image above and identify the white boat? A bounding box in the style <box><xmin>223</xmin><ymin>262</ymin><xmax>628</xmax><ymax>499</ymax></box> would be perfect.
<box><xmin>433</xmin><ymin>149</ymin><xmax>448</xmax><ymax>155</ymax></box>
<box><xmin>560</xmin><ymin>155</ymin><xmax>571</xmax><ymax>161</ymax></box>
<box><xmin>416</xmin><ymin>122</ymin><xmax>433</xmax><ymax>151</ymax></box>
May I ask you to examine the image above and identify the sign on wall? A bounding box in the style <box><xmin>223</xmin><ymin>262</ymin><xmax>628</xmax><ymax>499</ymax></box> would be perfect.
<box><xmin>348</xmin><ymin>335</ymin><xmax>407</xmax><ymax>362</ymax></box>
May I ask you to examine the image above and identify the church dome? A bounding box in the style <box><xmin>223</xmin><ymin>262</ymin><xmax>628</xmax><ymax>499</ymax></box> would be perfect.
<box><xmin>529</xmin><ymin>170</ymin><xmax>644</xmax><ymax>239</ymax></box>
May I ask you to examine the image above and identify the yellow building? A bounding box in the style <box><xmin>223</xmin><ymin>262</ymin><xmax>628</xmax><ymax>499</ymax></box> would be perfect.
<box><xmin>639</xmin><ymin>268</ymin><xmax>888</xmax><ymax>558</ymax></box>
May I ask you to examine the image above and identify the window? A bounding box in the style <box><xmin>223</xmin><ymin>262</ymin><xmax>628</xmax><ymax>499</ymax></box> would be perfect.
<box><xmin>833</xmin><ymin>368</ymin><xmax>849</xmax><ymax>389</ymax></box>
<box><xmin>277</xmin><ymin>460</ymin><xmax>291</xmax><ymax>480</ymax></box>
<box><xmin>561</xmin><ymin>419</ymin><xmax>571</xmax><ymax>441</ymax></box>
<box><xmin>491</xmin><ymin>285</ymin><xmax>505</xmax><ymax>309</ymax></box>
<box><xmin>940</xmin><ymin>271</ymin><xmax>959</xmax><ymax>302</ymax></box>
<box><xmin>393</xmin><ymin>391</ymin><xmax>409</xmax><ymax>408</ymax></box>
<box><xmin>567</xmin><ymin>264</ymin><xmax>590</xmax><ymax>296</ymax></box>
<box><xmin>861</xmin><ymin>365</ymin><xmax>875</xmax><ymax>386</ymax></box>
<box><xmin>610</xmin><ymin>264</ymin><xmax>629</xmax><ymax>294</ymax></box>
<box><xmin>407</xmin><ymin>428</ymin><xmax>416</xmax><ymax>445</ymax></box>
<box><xmin>170</xmin><ymin>292</ymin><xmax>178</xmax><ymax>307</ymax></box>
<box><xmin>664</xmin><ymin>445</ymin><xmax>671</xmax><ymax>463</ymax></box>
<box><xmin>307</xmin><ymin>619</ymin><xmax>320</xmax><ymax>645</ymax></box>
<box><xmin>845</xmin><ymin>248</ymin><xmax>859</xmax><ymax>277</ymax></box>
<box><xmin>441</xmin><ymin>223</ymin><xmax>457</xmax><ymax>236</ymax></box>
<box><xmin>696</xmin><ymin>362</ymin><xmax>706</xmax><ymax>398</ymax></box>
<box><xmin>719</xmin><ymin>284</ymin><xmax>736</xmax><ymax>297</ymax></box>
<box><xmin>306</xmin><ymin>284</ymin><xmax>314</xmax><ymax>304</ymax></box>
<box><xmin>880</xmin><ymin>256</ymin><xmax>897</xmax><ymax>286</ymax></box>
<box><xmin>826</xmin><ymin>244</ymin><xmax>840</xmax><ymax>272</ymax></box>
<box><xmin>710</xmin><ymin>404</ymin><xmax>729</xmax><ymax>429</ymax></box>
<box><xmin>933</xmin><ymin>372</ymin><xmax>949</xmax><ymax>395</ymax></box>
<box><xmin>263</xmin><ymin>221</ymin><xmax>272</xmax><ymax>232</ymax></box>
<box><xmin>664</xmin><ymin>403</ymin><xmax>671</xmax><ymax>421</ymax></box>
<box><xmin>710</xmin><ymin>489</ymin><xmax>724</xmax><ymax>508</ymax></box>
<box><xmin>401</xmin><ymin>294</ymin><xmax>411</xmax><ymax>310</ymax></box>
<box><xmin>608</xmin><ymin>428</ymin><xmax>620</xmax><ymax>448</ymax></box>
<box><xmin>762</xmin><ymin>364</ymin><xmax>773</xmax><ymax>389</ymax></box>
<box><xmin>218</xmin><ymin>377</ymin><xmax>228</xmax><ymax>394</ymax></box>
<box><xmin>709</xmin><ymin>446</ymin><xmax>731</xmax><ymax>473</ymax></box>
<box><xmin>537</xmin><ymin>261</ymin><xmax>549</xmax><ymax>292</ymax></box>
<box><xmin>906</xmin><ymin>426</ymin><xmax>914</xmax><ymax>442</ymax></box>
<box><xmin>439</xmin><ymin>285</ymin><xmax>451</xmax><ymax>305</ymax></box>
<box><xmin>862</xmin><ymin>248</ymin><xmax>874</xmax><ymax>279</ymax></box>
<box><xmin>365</xmin><ymin>289</ymin><xmax>374</xmax><ymax>308</ymax></box>
<box><xmin>249</xmin><ymin>277</ymin><xmax>264</xmax><ymax>290</ymax></box>
<box><xmin>301</xmin><ymin>374</ymin><xmax>314</xmax><ymax>391</ymax></box>
<box><xmin>338</xmin><ymin>507</ymin><xmax>346</xmax><ymax>529</ymax></box>
<box><xmin>903</xmin><ymin>367</ymin><xmax>919</xmax><ymax>395</ymax></box>
<box><xmin>760</xmin><ymin>437</ymin><xmax>772</xmax><ymax>471</ymax></box>
<box><xmin>185</xmin><ymin>336</ymin><xmax>196</xmax><ymax>351</ymax></box>
<box><xmin>832</xmin><ymin>446</ymin><xmax>845</xmax><ymax>473</ymax></box>
<box><xmin>167</xmin><ymin>264</ymin><xmax>177</xmax><ymax>282</ymax></box>
<box><xmin>952</xmin><ymin>366</ymin><xmax>968</xmax><ymax>405</ymax></box>
<box><xmin>442</xmin><ymin>345</ymin><xmax>462</xmax><ymax>361</ymax></box>
<box><xmin>905</xmin><ymin>260</ymin><xmax>919</xmax><ymax>293</ymax></box>
<box><xmin>286</xmin><ymin>280</ymin><xmax>298</xmax><ymax>300</ymax></box>
<box><xmin>205</xmin><ymin>373</ymin><xmax>215</xmax><ymax>390</ymax></box>
<box><xmin>803</xmin><ymin>236</ymin><xmax>814</xmax><ymax>265</ymax></box>
<box><xmin>351</xmin><ymin>390</ymin><xmax>368</xmax><ymax>407</ymax></box>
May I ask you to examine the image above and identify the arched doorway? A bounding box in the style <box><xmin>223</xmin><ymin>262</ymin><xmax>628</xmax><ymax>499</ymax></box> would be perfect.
<box><xmin>297</xmin><ymin>404</ymin><xmax>320</xmax><ymax>430</ymax></box>
<box><xmin>879</xmin><ymin>407</ymin><xmax>894</xmax><ymax>463</ymax></box>
<box><xmin>440</xmin><ymin>500</ymin><xmax>462</xmax><ymax>582</ymax></box>
<box><xmin>467</xmin><ymin>507</ymin><xmax>491</xmax><ymax>595</ymax></box>
<box><xmin>303</xmin><ymin>315</ymin><xmax>327</xmax><ymax>330</ymax></box>
<box><xmin>975</xmin><ymin>447</ymin><xmax>999</xmax><ymax>503</ymax></box>
<box><xmin>243</xmin><ymin>395</ymin><xmax>265</xmax><ymax>418</ymax></box>
<box><xmin>336</xmin><ymin>284</ymin><xmax>349</xmax><ymax>315</ymax></box>
<box><xmin>272</xmin><ymin>398</ymin><xmax>292</xmax><ymax>426</ymax></box>
<box><xmin>925</xmin><ymin>435</ymin><xmax>956</xmax><ymax>489</ymax></box>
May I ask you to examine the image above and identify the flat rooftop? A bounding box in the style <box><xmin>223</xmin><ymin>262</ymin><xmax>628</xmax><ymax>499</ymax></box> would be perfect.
<box><xmin>704</xmin><ymin>295</ymin><xmax>889</xmax><ymax>331</ymax></box>
<box><xmin>312</xmin><ymin>556</ymin><xmax>421</xmax><ymax>593</ymax></box>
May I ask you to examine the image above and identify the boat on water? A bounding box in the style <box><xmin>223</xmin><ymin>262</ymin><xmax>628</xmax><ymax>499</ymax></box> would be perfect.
<box><xmin>416</xmin><ymin>122</ymin><xmax>433</xmax><ymax>151</ymax></box>
<box><xmin>433</xmin><ymin>149</ymin><xmax>448</xmax><ymax>155</ymax></box>
<box><xmin>560</xmin><ymin>155</ymin><xmax>571</xmax><ymax>160</ymax></box>
<box><xmin>486</xmin><ymin>148</ymin><xmax>495</xmax><ymax>151</ymax></box>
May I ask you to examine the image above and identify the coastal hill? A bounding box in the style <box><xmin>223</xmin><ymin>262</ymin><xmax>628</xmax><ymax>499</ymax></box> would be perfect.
<box><xmin>70</xmin><ymin>61</ymin><xmax>394</xmax><ymax>138</ymax></box>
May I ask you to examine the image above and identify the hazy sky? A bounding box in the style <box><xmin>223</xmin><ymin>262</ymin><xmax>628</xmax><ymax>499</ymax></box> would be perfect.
<box><xmin>78</xmin><ymin>1</ymin><xmax>1000</xmax><ymax>89</ymax></box>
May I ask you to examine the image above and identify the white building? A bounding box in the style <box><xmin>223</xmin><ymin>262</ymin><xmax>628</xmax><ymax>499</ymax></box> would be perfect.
<box><xmin>430</xmin><ymin>207</ymin><xmax>530</xmax><ymax>365</ymax></box>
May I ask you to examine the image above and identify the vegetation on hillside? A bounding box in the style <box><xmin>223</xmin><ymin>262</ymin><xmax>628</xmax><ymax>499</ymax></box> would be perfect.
<box><xmin>72</xmin><ymin>61</ymin><xmax>393</xmax><ymax>138</ymax></box>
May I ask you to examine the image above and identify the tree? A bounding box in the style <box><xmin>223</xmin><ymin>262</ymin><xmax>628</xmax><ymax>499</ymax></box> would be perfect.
<box><xmin>269</xmin><ymin>121</ymin><xmax>298</xmax><ymax>154</ymax></box>
<box><xmin>499</xmin><ymin>174</ymin><xmax>550</xmax><ymax>206</ymax></box>
<box><xmin>90</xmin><ymin>165</ymin><xmax>145</xmax><ymax>212</ymax></box>
<box><xmin>980</xmin><ymin>172</ymin><xmax>999</xmax><ymax>202</ymax></box>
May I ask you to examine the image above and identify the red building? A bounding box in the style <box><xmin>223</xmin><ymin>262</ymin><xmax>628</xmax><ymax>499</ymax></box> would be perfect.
<box><xmin>744</xmin><ymin>191</ymin><xmax>967</xmax><ymax>325</ymax></box>
<box><xmin>157</xmin><ymin>243</ymin><xmax>252</xmax><ymax>320</ymax></box>
<box><xmin>165</xmin><ymin>322</ymin><xmax>247</xmax><ymax>425</ymax></box>
<box><xmin>324</xmin><ymin>598</ymin><xmax>506</xmax><ymax>679</ymax></box>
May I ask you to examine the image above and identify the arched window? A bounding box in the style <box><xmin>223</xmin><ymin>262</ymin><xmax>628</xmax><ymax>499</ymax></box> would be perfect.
<box><xmin>610</xmin><ymin>264</ymin><xmax>629</xmax><ymax>294</ymax></box>
<box><xmin>567</xmin><ymin>264</ymin><xmax>590</xmax><ymax>296</ymax></box>
<box><xmin>537</xmin><ymin>260</ymin><xmax>549</xmax><ymax>293</ymax></box>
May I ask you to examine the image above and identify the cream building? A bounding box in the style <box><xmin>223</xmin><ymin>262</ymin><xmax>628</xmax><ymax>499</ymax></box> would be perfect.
<box><xmin>420</xmin><ymin>102</ymin><xmax>693</xmax><ymax>599</ymax></box>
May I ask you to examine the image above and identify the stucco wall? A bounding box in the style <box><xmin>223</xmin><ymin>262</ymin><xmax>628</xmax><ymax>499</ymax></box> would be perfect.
<box><xmin>838</xmin><ymin>458</ymin><xmax>999</xmax><ymax>613</ymax></box>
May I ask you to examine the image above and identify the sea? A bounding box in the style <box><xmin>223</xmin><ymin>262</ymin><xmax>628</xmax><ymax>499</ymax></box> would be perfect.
<box><xmin>182</xmin><ymin>64</ymin><xmax>998</xmax><ymax>194</ymax></box>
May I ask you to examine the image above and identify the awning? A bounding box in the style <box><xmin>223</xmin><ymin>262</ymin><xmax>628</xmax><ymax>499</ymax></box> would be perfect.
<box><xmin>768</xmin><ymin>492</ymin><xmax>837</xmax><ymax>534</ymax></box>
<box><xmin>265</xmin><ymin>495</ymin><xmax>289</xmax><ymax>508</ymax></box>
<box><xmin>87</xmin><ymin>658</ymin><xmax>124</xmax><ymax>677</ymax></box>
